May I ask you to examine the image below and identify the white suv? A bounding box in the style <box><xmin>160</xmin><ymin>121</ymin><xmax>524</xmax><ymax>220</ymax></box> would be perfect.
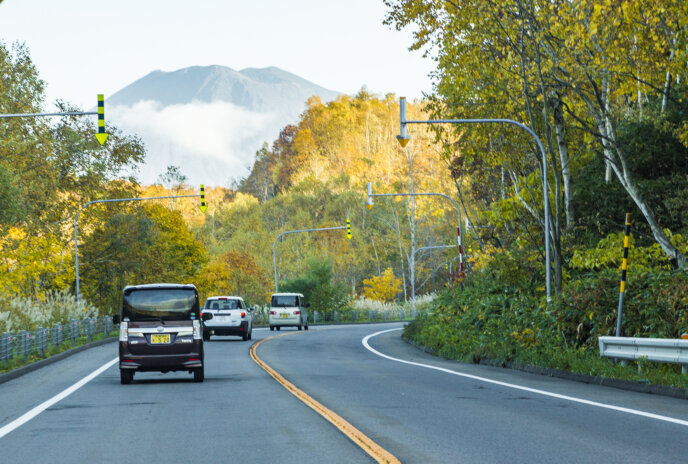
<box><xmin>201</xmin><ymin>296</ymin><xmax>253</xmax><ymax>341</ymax></box>
<box><xmin>269</xmin><ymin>293</ymin><xmax>309</xmax><ymax>331</ymax></box>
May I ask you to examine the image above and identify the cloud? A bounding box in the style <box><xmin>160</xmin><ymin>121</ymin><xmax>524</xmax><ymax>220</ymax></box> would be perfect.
<box><xmin>110</xmin><ymin>100</ymin><xmax>284</xmax><ymax>187</ymax></box>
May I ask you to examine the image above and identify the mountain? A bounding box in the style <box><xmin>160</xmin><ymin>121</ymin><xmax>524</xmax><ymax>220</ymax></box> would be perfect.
<box><xmin>109</xmin><ymin>65</ymin><xmax>340</xmax><ymax>121</ymax></box>
<box><xmin>107</xmin><ymin>65</ymin><xmax>342</xmax><ymax>187</ymax></box>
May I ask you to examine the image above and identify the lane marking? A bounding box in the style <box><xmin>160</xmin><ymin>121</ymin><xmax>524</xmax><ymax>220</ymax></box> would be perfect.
<box><xmin>250</xmin><ymin>334</ymin><xmax>401</xmax><ymax>464</ymax></box>
<box><xmin>363</xmin><ymin>328</ymin><xmax>688</xmax><ymax>428</ymax></box>
<box><xmin>0</xmin><ymin>357</ymin><xmax>118</xmax><ymax>439</ymax></box>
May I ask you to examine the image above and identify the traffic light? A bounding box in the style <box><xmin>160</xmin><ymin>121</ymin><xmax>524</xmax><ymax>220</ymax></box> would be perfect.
<box><xmin>94</xmin><ymin>94</ymin><xmax>109</xmax><ymax>145</ymax></box>
<box><xmin>199</xmin><ymin>184</ymin><xmax>207</xmax><ymax>213</ymax></box>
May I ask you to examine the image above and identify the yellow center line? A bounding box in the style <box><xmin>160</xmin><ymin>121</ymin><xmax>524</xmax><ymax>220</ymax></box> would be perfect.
<box><xmin>250</xmin><ymin>333</ymin><xmax>402</xmax><ymax>464</ymax></box>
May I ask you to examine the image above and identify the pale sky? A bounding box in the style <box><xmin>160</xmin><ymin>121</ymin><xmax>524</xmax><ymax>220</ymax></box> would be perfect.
<box><xmin>0</xmin><ymin>0</ymin><xmax>433</xmax><ymax>109</ymax></box>
<box><xmin>0</xmin><ymin>0</ymin><xmax>435</xmax><ymax>186</ymax></box>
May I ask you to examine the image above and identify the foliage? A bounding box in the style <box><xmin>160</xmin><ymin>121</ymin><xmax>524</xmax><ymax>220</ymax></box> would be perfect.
<box><xmin>281</xmin><ymin>258</ymin><xmax>349</xmax><ymax>312</ymax></box>
<box><xmin>0</xmin><ymin>289</ymin><xmax>96</xmax><ymax>333</ymax></box>
<box><xmin>195</xmin><ymin>251</ymin><xmax>270</xmax><ymax>306</ymax></box>
<box><xmin>362</xmin><ymin>268</ymin><xmax>402</xmax><ymax>302</ymax></box>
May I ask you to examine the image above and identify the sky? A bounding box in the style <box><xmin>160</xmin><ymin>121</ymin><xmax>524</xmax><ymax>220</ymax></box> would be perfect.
<box><xmin>0</xmin><ymin>0</ymin><xmax>436</xmax><ymax>186</ymax></box>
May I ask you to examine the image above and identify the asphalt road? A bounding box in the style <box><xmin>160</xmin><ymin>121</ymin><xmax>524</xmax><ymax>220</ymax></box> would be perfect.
<box><xmin>1</xmin><ymin>323</ymin><xmax>687</xmax><ymax>463</ymax></box>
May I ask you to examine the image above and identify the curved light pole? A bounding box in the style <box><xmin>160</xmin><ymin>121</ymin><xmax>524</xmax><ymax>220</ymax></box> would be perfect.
<box><xmin>397</xmin><ymin>97</ymin><xmax>551</xmax><ymax>301</ymax></box>
<box><xmin>74</xmin><ymin>194</ymin><xmax>201</xmax><ymax>305</ymax></box>
<box><xmin>272</xmin><ymin>225</ymin><xmax>347</xmax><ymax>292</ymax></box>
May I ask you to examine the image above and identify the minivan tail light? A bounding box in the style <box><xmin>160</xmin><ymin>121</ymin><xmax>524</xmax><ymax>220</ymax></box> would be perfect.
<box><xmin>193</xmin><ymin>320</ymin><xmax>202</xmax><ymax>340</ymax></box>
<box><xmin>241</xmin><ymin>312</ymin><xmax>246</xmax><ymax>317</ymax></box>
<box><xmin>119</xmin><ymin>322</ymin><xmax>128</xmax><ymax>342</ymax></box>
<box><xmin>269</xmin><ymin>311</ymin><xmax>276</xmax><ymax>315</ymax></box>
<box><xmin>294</xmin><ymin>310</ymin><xmax>300</xmax><ymax>315</ymax></box>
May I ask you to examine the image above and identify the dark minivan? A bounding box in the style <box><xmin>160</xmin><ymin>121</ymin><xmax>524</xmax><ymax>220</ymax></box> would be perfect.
<box><xmin>113</xmin><ymin>283</ymin><xmax>211</xmax><ymax>384</ymax></box>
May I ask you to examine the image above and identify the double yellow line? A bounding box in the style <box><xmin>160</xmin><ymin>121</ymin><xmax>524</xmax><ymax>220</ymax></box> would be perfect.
<box><xmin>250</xmin><ymin>333</ymin><xmax>401</xmax><ymax>464</ymax></box>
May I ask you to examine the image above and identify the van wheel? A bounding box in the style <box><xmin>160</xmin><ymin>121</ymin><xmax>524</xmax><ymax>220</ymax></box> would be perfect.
<box><xmin>203</xmin><ymin>332</ymin><xmax>210</xmax><ymax>341</ymax></box>
<box><xmin>120</xmin><ymin>370</ymin><xmax>133</xmax><ymax>385</ymax></box>
<box><xmin>242</xmin><ymin>332</ymin><xmax>248</xmax><ymax>341</ymax></box>
<box><xmin>305</xmin><ymin>325</ymin><xmax>309</xmax><ymax>330</ymax></box>
<box><xmin>298</xmin><ymin>325</ymin><xmax>302</xmax><ymax>330</ymax></box>
<box><xmin>194</xmin><ymin>366</ymin><xmax>204</xmax><ymax>383</ymax></box>
<box><xmin>248</xmin><ymin>330</ymin><xmax>252</xmax><ymax>340</ymax></box>
<box><xmin>276</xmin><ymin>326</ymin><xmax>280</xmax><ymax>331</ymax></box>
<box><xmin>270</xmin><ymin>326</ymin><xmax>274</xmax><ymax>331</ymax></box>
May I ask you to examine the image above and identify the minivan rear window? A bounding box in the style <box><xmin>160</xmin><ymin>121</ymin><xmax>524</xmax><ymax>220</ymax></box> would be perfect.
<box><xmin>123</xmin><ymin>288</ymin><xmax>199</xmax><ymax>321</ymax></box>
<box><xmin>271</xmin><ymin>295</ymin><xmax>298</xmax><ymax>307</ymax></box>
<box><xmin>205</xmin><ymin>299</ymin><xmax>240</xmax><ymax>310</ymax></box>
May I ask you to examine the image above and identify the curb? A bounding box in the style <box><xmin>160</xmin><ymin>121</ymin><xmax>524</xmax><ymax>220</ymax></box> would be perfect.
<box><xmin>0</xmin><ymin>337</ymin><xmax>117</xmax><ymax>385</ymax></box>
<box><xmin>403</xmin><ymin>337</ymin><xmax>688</xmax><ymax>400</ymax></box>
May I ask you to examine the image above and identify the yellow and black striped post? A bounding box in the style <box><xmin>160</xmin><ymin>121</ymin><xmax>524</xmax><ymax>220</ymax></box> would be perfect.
<box><xmin>94</xmin><ymin>94</ymin><xmax>109</xmax><ymax>145</ymax></box>
<box><xmin>615</xmin><ymin>213</ymin><xmax>631</xmax><ymax>337</ymax></box>
<box><xmin>346</xmin><ymin>219</ymin><xmax>352</xmax><ymax>240</ymax></box>
<box><xmin>199</xmin><ymin>184</ymin><xmax>207</xmax><ymax>213</ymax></box>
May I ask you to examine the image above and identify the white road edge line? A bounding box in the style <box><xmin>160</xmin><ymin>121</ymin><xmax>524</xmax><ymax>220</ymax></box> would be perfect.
<box><xmin>0</xmin><ymin>357</ymin><xmax>119</xmax><ymax>439</ymax></box>
<box><xmin>362</xmin><ymin>328</ymin><xmax>688</xmax><ymax>428</ymax></box>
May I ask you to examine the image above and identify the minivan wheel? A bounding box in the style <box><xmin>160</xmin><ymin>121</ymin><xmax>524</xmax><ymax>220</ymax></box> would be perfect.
<box><xmin>120</xmin><ymin>369</ymin><xmax>133</xmax><ymax>385</ymax></box>
<box><xmin>276</xmin><ymin>326</ymin><xmax>280</xmax><ymax>331</ymax></box>
<box><xmin>203</xmin><ymin>332</ymin><xmax>210</xmax><ymax>341</ymax></box>
<box><xmin>298</xmin><ymin>325</ymin><xmax>302</xmax><ymax>331</ymax></box>
<box><xmin>194</xmin><ymin>366</ymin><xmax>204</xmax><ymax>383</ymax></box>
<box><xmin>305</xmin><ymin>324</ymin><xmax>309</xmax><ymax>330</ymax></box>
<box><xmin>242</xmin><ymin>331</ymin><xmax>248</xmax><ymax>341</ymax></box>
<box><xmin>270</xmin><ymin>326</ymin><xmax>274</xmax><ymax>331</ymax></box>
<box><xmin>248</xmin><ymin>330</ymin><xmax>252</xmax><ymax>340</ymax></box>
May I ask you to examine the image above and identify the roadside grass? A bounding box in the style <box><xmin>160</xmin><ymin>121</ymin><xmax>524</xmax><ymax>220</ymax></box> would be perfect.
<box><xmin>0</xmin><ymin>331</ymin><xmax>118</xmax><ymax>375</ymax></box>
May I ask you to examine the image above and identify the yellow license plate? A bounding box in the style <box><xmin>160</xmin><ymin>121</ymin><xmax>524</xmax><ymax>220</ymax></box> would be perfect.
<box><xmin>151</xmin><ymin>334</ymin><xmax>170</xmax><ymax>344</ymax></box>
<box><xmin>281</xmin><ymin>314</ymin><xmax>288</xmax><ymax>318</ymax></box>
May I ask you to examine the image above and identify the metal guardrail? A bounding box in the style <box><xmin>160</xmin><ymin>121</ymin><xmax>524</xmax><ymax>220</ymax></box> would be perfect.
<box><xmin>250</xmin><ymin>306</ymin><xmax>424</xmax><ymax>326</ymax></box>
<box><xmin>598</xmin><ymin>336</ymin><xmax>688</xmax><ymax>374</ymax></box>
<box><xmin>0</xmin><ymin>316</ymin><xmax>114</xmax><ymax>365</ymax></box>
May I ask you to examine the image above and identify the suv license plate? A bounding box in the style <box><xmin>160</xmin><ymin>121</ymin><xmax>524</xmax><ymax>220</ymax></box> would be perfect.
<box><xmin>281</xmin><ymin>314</ymin><xmax>288</xmax><ymax>318</ymax></box>
<box><xmin>151</xmin><ymin>334</ymin><xmax>170</xmax><ymax>344</ymax></box>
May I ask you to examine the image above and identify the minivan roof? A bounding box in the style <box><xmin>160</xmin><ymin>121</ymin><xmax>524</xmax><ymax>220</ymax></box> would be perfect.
<box><xmin>271</xmin><ymin>292</ymin><xmax>304</xmax><ymax>297</ymax></box>
<box><xmin>124</xmin><ymin>283</ymin><xmax>197</xmax><ymax>291</ymax></box>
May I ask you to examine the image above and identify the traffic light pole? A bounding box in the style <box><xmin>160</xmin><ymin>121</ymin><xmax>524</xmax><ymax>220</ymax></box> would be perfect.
<box><xmin>1</xmin><ymin>94</ymin><xmax>110</xmax><ymax>145</ymax></box>
<box><xmin>397</xmin><ymin>97</ymin><xmax>552</xmax><ymax>301</ymax></box>
<box><xmin>74</xmin><ymin>194</ymin><xmax>201</xmax><ymax>305</ymax></box>
<box><xmin>272</xmin><ymin>225</ymin><xmax>347</xmax><ymax>292</ymax></box>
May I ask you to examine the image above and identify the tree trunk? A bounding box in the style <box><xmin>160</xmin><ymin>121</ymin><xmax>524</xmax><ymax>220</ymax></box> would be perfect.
<box><xmin>552</xmin><ymin>94</ymin><xmax>574</xmax><ymax>228</ymax></box>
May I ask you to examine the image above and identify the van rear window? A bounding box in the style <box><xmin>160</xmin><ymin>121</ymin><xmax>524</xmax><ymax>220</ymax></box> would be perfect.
<box><xmin>205</xmin><ymin>299</ymin><xmax>240</xmax><ymax>310</ymax></box>
<box><xmin>123</xmin><ymin>288</ymin><xmax>198</xmax><ymax>320</ymax></box>
<box><xmin>271</xmin><ymin>295</ymin><xmax>298</xmax><ymax>307</ymax></box>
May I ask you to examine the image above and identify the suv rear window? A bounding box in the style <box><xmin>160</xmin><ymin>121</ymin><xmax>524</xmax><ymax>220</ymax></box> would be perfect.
<box><xmin>271</xmin><ymin>295</ymin><xmax>298</xmax><ymax>307</ymax></box>
<box><xmin>205</xmin><ymin>299</ymin><xmax>241</xmax><ymax>310</ymax></box>
<box><xmin>123</xmin><ymin>288</ymin><xmax>199</xmax><ymax>321</ymax></box>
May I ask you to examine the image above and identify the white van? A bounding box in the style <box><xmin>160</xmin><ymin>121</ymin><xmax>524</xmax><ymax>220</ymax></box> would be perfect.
<box><xmin>269</xmin><ymin>293</ymin><xmax>309</xmax><ymax>331</ymax></box>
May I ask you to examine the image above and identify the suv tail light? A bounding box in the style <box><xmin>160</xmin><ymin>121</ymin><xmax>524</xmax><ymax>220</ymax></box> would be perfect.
<box><xmin>119</xmin><ymin>322</ymin><xmax>128</xmax><ymax>342</ymax></box>
<box><xmin>269</xmin><ymin>310</ymin><xmax>276</xmax><ymax>315</ymax></box>
<box><xmin>294</xmin><ymin>310</ymin><xmax>300</xmax><ymax>315</ymax></box>
<box><xmin>241</xmin><ymin>312</ymin><xmax>246</xmax><ymax>317</ymax></box>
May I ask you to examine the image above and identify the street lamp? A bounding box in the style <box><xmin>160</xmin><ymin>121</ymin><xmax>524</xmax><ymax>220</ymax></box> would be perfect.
<box><xmin>272</xmin><ymin>225</ymin><xmax>348</xmax><ymax>292</ymax></box>
<box><xmin>396</xmin><ymin>97</ymin><xmax>552</xmax><ymax>301</ymax></box>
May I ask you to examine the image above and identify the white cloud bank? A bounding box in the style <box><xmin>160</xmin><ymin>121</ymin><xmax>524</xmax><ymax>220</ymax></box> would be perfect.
<box><xmin>110</xmin><ymin>100</ymin><xmax>286</xmax><ymax>187</ymax></box>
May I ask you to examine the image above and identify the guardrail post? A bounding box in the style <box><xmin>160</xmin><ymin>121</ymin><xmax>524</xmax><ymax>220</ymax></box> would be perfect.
<box><xmin>368</xmin><ymin>310</ymin><xmax>372</xmax><ymax>322</ymax></box>
<box><xmin>314</xmin><ymin>311</ymin><xmax>318</xmax><ymax>324</ymax></box>
<box><xmin>334</xmin><ymin>311</ymin><xmax>339</xmax><ymax>323</ymax></box>
<box><xmin>385</xmin><ymin>310</ymin><xmax>389</xmax><ymax>321</ymax></box>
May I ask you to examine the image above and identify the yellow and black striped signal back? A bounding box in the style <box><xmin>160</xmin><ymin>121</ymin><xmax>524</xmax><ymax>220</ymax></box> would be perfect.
<box><xmin>346</xmin><ymin>218</ymin><xmax>352</xmax><ymax>240</ymax></box>
<box><xmin>620</xmin><ymin>213</ymin><xmax>631</xmax><ymax>294</ymax></box>
<box><xmin>199</xmin><ymin>184</ymin><xmax>207</xmax><ymax>213</ymax></box>
<box><xmin>94</xmin><ymin>94</ymin><xmax>109</xmax><ymax>145</ymax></box>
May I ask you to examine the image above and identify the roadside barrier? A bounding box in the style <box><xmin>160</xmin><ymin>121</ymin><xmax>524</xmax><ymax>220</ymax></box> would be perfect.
<box><xmin>0</xmin><ymin>316</ymin><xmax>114</xmax><ymax>366</ymax></box>
<box><xmin>599</xmin><ymin>336</ymin><xmax>688</xmax><ymax>374</ymax></box>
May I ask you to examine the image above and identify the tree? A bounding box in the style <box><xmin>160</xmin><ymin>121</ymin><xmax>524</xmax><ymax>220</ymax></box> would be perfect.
<box><xmin>362</xmin><ymin>268</ymin><xmax>402</xmax><ymax>302</ymax></box>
